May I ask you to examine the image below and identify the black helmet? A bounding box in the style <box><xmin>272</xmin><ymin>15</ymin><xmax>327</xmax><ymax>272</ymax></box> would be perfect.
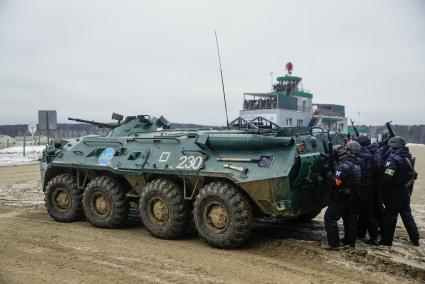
<box><xmin>353</xmin><ymin>136</ymin><xmax>371</xmax><ymax>147</ymax></box>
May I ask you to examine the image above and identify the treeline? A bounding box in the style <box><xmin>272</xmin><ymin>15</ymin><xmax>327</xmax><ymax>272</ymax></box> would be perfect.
<box><xmin>0</xmin><ymin>124</ymin><xmax>111</xmax><ymax>138</ymax></box>
<box><xmin>368</xmin><ymin>125</ymin><xmax>425</xmax><ymax>144</ymax></box>
<box><xmin>1</xmin><ymin>123</ymin><xmax>424</xmax><ymax>144</ymax></box>
<box><xmin>0</xmin><ymin>122</ymin><xmax>216</xmax><ymax>138</ymax></box>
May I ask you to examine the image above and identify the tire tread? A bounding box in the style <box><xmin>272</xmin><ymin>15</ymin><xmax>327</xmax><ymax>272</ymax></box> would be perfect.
<box><xmin>44</xmin><ymin>174</ymin><xmax>84</xmax><ymax>222</ymax></box>
<box><xmin>140</xmin><ymin>179</ymin><xmax>190</xmax><ymax>239</ymax></box>
<box><xmin>83</xmin><ymin>176</ymin><xmax>129</xmax><ymax>228</ymax></box>
<box><xmin>194</xmin><ymin>181</ymin><xmax>253</xmax><ymax>249</ymax></box>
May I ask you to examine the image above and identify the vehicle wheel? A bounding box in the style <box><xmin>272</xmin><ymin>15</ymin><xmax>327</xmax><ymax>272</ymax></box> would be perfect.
<box><xmin>140</xmin><ymin>179</ymin><xmax>190</xmax><ymax>239</ymax></box>
<box><xmin>194</xmin><ymin>182</ymin><xmax>253</xmax><ymax>249</ymax></box>
<box><xmin>83</xmin><ymin>176</ymin><xmax>129</xmax><ymax>228</ymax></box>
<box><xmin>296</xmin><ymin>209</ymin><xmax>321</xmax><ymax>223</ymax></box>
<box><xmin>45</xmin><ymin>174</ymin><xmax>84</xmax><ymax>222</ymax></box>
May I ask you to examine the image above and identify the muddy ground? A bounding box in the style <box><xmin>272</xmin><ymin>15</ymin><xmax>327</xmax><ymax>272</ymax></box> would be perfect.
<box><xmin>1</xmin><ymin>147</ymin><xmax>425</xmax><ymax>283</ymax></box>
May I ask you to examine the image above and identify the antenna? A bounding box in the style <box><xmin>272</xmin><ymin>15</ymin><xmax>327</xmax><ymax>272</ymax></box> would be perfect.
<box><xmin>270</xmin><ymin>72</ymin><xmax>274</xmax><ymax>91</ymax></box>
<box><xmin>214</xmin><ymin>31</ymin><xmax>229</xmax><ymax>129</ymax></box>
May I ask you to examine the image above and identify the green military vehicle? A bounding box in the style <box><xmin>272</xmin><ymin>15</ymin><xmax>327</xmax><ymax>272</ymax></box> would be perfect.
<box><xmin>40</xmin><ymin>113</ymin><xmax>343</xmax><ymax>248</ymax></box>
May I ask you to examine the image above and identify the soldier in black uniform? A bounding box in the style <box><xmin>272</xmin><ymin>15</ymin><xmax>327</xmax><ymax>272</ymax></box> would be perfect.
<box><xmin>324</xmin><ymin>142</ymin><xmax>362</xmax><ymax>249</ymax></box>
<box><xmin>368</xmin><ymin>141</ymin><xmax>384</xmax><ymax>234</ymax></box>
<box><xmin>353</xmin><ymin>136</ymin><xmax>379</xmax><ymax>245</ymax></box>
<box><xmin>378</xmin><ymin>129</ymin><xmax>392</xmax><ymax>162</ymax></box>
<box><xmin>380</xmin><ymin>136</ymin><xmax>420</xmax><ymax>246</ymax></box>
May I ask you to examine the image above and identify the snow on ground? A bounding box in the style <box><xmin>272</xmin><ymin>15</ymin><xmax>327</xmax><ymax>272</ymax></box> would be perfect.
<box><xmin>407</xmin><ymin>143</ymin><xmax>425</xmax><ymax>147</ymax></box>
<box><xmin>0</xmin><ymin>146</ymin><xmax>45</xmax><ymax>167</ymax></box>
<box><xmin>0</xmin><ymin>179</ymin><xmax>44</xmax><ymax>208</ymax></box>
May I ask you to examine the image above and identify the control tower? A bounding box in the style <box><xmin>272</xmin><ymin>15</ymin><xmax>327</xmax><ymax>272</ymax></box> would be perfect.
<box><xmin>239</xmin><ymin>63</ymin><xmax>347</xmax><ymax>132</ymax></box>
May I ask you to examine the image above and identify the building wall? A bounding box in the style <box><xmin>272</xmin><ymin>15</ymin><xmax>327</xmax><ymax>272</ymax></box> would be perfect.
<box><xmin>296</xmin><ymin>97</ymin><xmax>312</xmax><ymax>113</ymax></box>
<box><xmin>276</xmin><ymin>109</ymin><xmax>312</xmax><ymax>127</ymax></box>
<box><xmin>239</xmin><ymin>109</ymin><xmax>313</xmax><ymax>127</ymax></box>
<box><xmin>239</xmin><ymin>109</ymin><xmax>280</xmax><ymax>124</ymax></box>
<box><xmin>317</xmin><ymin>117</ymin><xmax>348</xmax><ymax>132</ymax></box>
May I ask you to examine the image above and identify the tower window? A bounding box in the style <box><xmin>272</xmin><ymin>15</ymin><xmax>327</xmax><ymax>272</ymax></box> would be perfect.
<box><xmin>286</xmin><ymin>118</ymin><xmax>293</xmax><ymax>127</ymax></box>
<box><xmin>297</xmin><ymin>119</ymin><xmax>303</xmax><ymax>127</ymax></box>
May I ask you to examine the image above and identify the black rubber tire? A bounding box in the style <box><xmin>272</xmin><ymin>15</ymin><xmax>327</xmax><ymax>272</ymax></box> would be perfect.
<box><xmin>296</xmin><ymin>209</ymin><xmax>322</xmax><ymax>223</ymax></box>
<box><xmin>194</xmin><ymin>182</ymin><xmax>253</xmax><ymax>249</ymax></box>
<box><xmin>140</xmin><ymin>179</ymin><xmax>190</xmax><ymax>239</ymax></box>
<box><xmin>83</xmin><ymin>176</ymin><xmax>129</xmax><ymax>228</ymax></box>
<box><xmin>45</xmin><ymin>174</ymin><xmax>84</xmax><ymax>222</ymax></box>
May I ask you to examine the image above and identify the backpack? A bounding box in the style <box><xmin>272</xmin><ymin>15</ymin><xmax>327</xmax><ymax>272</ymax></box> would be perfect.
<box><xmin>390</xmin><ymin>154</ymin><xmax>418</xmax><ymax>195</ymax></box>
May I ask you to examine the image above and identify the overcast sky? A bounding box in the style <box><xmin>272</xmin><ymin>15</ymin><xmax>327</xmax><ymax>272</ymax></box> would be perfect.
<box><xmin>0</xmin><ymin>0</ymin><xmax>424</xmax><ymax>126</ymax></box>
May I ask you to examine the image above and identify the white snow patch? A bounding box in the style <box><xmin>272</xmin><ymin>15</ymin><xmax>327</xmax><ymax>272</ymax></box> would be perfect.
<box><xmin>407</xmin><ymin>143</ymin><xmax>425</xmax><ymax>147</ymax></box>
<box><xmin>0</xmin><ymin>179</ymin><xmax>44</xmax><ymax>208</ymax></box>
<box><xmin>0</xmin><ymin>146</ymin><xmax>45</xmax><ymax>167</ymax></box>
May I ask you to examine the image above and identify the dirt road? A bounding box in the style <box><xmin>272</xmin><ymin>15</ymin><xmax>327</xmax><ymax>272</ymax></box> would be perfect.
<box><xmin>1</xmin><ymin>147</ymin><xmax>425</xmax><ymax>283</ymax></box>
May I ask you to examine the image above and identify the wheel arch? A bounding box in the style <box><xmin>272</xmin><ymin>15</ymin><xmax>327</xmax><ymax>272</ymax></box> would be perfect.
<box><xmin>142</xmin><ymin>173</ymin><xmax>261</xmax><ymax>215</ymax></box>
<box><xmin>43</xmin><ymin>166</ymin><xmax>74</xmax><ymax>191</ymax></box>
<box><xmin>43</xmin><ymin>166</ymin><xmax>132</xmax><ymax>193</ymax></box>
<box><xmin>201</xmin><ymin>178</ymin><xmax>263</xmax><ymax>217</ymax></box>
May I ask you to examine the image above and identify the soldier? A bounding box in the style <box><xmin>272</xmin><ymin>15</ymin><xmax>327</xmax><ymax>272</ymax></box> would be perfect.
<box><xmin>378</xmin><ymin>129</ymin><xmax>391</xmax><ymax>162</ymax></box>
<box><xmin>324</xmin><ymin>142</ymin><xmax>361</xmax><ymax>250</ymax></box>
<box><xmin>353</xmin><ymin>136</ymin><xmax>379</xmax><ymax>245</ymax></box>
<box><xmin>380</xmin><ymin>136</ymin><xmax>420</xmax><ymax>246</ymax></box>
<box><xmin>367</xmin><ymin>141</ymin><xmax>384</xmax><ymax>234</ymax></box>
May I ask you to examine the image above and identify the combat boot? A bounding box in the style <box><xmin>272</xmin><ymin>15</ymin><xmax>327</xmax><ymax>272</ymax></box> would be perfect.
<box><xmin>321</xmin><ymin>244</ymin><xmax>348</xmax><ymax>251</ymax></box>
<box><xmin>365</xmin><ymin>238</ymin><xmax>379</xmax><ymax>246</ymax></box>
<box><xmin>378</xmin><ymin>240</ymin><xmax>392</xmax><ymax>247</ymax></box>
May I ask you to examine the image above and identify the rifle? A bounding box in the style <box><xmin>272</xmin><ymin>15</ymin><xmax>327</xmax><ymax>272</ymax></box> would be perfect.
<box><xmin>327</xmin><ymin>131</ymin><xmax>335</xmax><ymax>171</ymax></box>
<box><xmin>386</xmin><ymin>121</ymin><xmax>395</xmax><ymax>138</ymax></box>
<box><xmin>68</xmin><ymin>117</ymin><xmax>117</xmax><ymax>129</ymax></box>
<box><xmin>350</xmin><ymin>119</ymin><xmax>360</xmax><ymax>137</ymax></box>
<box><xmin>381</xmin><ymin>121</ymin><xmax>395</xmax><ymax>146</ymax></box>
<box><xmin>346</xmin><ymin>132</ymin><xmax>351</xmax><ymax>143</ymax></box>
<box><xmin>322</xmin><ymin>131</ymin><xmax>338</xmax><ymax>196</ymax></box>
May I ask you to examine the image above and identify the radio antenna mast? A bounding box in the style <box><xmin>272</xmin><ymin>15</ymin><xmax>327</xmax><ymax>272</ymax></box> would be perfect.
<box><xmin>214</xmin><ymin>31</ymin><xmax>230</xmax><ymax>129</ymax></box>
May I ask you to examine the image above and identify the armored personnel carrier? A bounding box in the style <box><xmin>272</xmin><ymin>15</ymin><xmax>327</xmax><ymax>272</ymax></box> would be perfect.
<box><xmin>40</xmin><ymin>113</ymin><xmax>344</xmax><ymax>248</ymax></box>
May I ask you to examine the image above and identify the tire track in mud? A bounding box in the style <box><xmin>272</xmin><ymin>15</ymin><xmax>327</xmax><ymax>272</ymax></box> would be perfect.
<box><xmin>0</xmin><ymin>214</ymin><xmax>261</xmax><ymax>283</ymax></box>
<box><xmin>1</xmin><ymin>160</ymin><xmax>425</xmax><ymax>284</ymax></box>
<box><xmin>251</xmin><ymin>221</ymin><xmax>425</xmax><ymax>282</ymax></box>
<box><xmin>1</xmin><ymin>208</ymin><xmax>418</xmax><ymax>284</ymax></box>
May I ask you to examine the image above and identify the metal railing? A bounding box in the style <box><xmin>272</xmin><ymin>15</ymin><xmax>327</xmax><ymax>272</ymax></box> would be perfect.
<box><xmin>243</xmin><ymin>100</ymin><xmax>277</xmax><ymax>110</ymax></box>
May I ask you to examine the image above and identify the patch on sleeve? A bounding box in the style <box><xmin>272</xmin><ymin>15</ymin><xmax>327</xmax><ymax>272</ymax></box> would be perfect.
<box><xmin>385</xmin><ymin>169</ymin><xmax>395</xmax><ymax>176</ymax></box>
<box><xmin>385</xmin><ymin>161</ymin><xmax>391</xmax><ymax>167</ymax></box>
<box><xmin>335</xmin><ymin>170</ymin><xmax>341</xmax><ymax>177</ymax></box>
<box><xmin>335</xmin><ymin>178</ymin><xmax>343</xmax><ymax>186</ymax></box>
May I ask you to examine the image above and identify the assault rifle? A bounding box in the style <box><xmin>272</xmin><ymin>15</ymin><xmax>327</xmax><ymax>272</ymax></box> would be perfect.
<box><xmin>321</xmin><ymin>131</ymin><xmax>337</xmax><ymax>190</ymax></box>
<box><xmin>350</xmin><ymin>119</ymin><xmax>360</xmax><ymax>137</ymax></box>
<box><xmin>381</xmin><ymin>121</ymin><xmax>395</xmax><ymax>145</ymax></box>
<box><xmin>327</xmin><ymin>131</ymin><xmax>335</xmax><ymax>171</ymax></box>
<box><xmin>68</xmin><ymin>117</ymin><xmax>118</xmax><ymax>129</ymax></box>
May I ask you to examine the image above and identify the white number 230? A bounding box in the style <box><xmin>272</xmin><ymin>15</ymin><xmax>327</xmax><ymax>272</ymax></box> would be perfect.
<box><xmin>176</xmin><ymin>155</ymin><xmax>203</xmax><ymax>170</ymax></box>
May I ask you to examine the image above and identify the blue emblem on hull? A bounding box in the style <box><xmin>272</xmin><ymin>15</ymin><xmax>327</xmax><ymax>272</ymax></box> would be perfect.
<box><xmin>98</xmin><ymin>147</ymin><xmax>115</xmax><ymax>165</ymax></box>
